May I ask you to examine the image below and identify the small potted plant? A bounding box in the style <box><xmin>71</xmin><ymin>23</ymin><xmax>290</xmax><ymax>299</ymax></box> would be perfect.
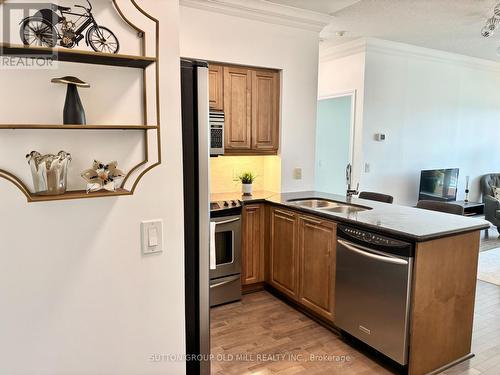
<box><xmin>238</xmin><ymin>171</ymin><xmax>257</xmax><ymax>196</ymax></box>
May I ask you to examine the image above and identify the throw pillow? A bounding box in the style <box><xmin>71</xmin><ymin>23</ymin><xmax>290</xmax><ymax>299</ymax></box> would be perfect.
<box><xmin>494</xmin><ymin>186</ymin><xmax>500</xmax><ymax>200</ymax></box>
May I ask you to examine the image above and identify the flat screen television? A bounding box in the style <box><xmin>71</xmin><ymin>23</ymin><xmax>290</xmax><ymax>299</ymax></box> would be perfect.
<box><xmin>418</xmin><ymin>168</ymin><xmax>459</xmax><ymax>202</ymax></box>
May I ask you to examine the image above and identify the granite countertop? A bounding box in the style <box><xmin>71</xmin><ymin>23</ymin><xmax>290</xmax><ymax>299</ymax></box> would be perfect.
<box><xmin>265</xmin><ymin>191</ymin><xmax>490</xmax><ymax>242</ymax></box>
<box><xmin>210</xmin><ymin>190</ymin><xmax>489</xmax><ymax>241</ymax></box>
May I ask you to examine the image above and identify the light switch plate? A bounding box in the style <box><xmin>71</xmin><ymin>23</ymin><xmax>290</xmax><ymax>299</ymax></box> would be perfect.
<box><xmin>141</xmin><ymin>220</ymin><xmax>163</xmax><ymax>255</ymax></box>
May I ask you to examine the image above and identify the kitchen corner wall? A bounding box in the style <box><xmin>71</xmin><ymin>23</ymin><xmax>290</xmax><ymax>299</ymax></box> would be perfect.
<box><xmin>318</xmin><ymin>42</ymin><xmax>367</xmax><ymax>188</ymax></box>
<box><xmin>210</xmin><ymin>155</ymin><xmax>281</xmax><ymax>194</ymax></box>
<box><xmin>0</xmin><ymin>1</ymin><xmax>185</xmax><ymax>374</ymax></box>
<box><xmin>179</xmin><ymin>6</ymin><xmax>320</xmax><ymax>192</ymax></box>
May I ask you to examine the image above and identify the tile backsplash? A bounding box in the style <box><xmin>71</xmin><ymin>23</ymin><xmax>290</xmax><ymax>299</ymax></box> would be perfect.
<box><xmin>210</xmin><ymin>155</ymin><xmax>281</xmax><ymax>194</ymax></box>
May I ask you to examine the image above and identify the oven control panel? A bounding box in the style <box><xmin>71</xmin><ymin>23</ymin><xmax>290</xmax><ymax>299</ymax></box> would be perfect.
<box><xmin>210</xmin><ymin>200</ymin><xmax>242</xmax><ymax>217</ymax></box>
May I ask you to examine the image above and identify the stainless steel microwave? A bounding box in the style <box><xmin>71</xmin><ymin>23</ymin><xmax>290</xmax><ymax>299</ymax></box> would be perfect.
<box><xmin>210</xmin><ymin>111</ymin><xmax>224</xmax><ymax>156</ymax></box>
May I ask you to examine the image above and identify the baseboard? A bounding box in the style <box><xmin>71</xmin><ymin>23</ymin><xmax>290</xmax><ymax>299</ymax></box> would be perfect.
<box><xmin>242</xmin><ymin>281</ymin><xmax>266</xmax><ymax>294</ymax></box>
<box><xmin>426</xmin><ymin>353</ymin><xmax>474</xmax><ymax>375</ymax></box>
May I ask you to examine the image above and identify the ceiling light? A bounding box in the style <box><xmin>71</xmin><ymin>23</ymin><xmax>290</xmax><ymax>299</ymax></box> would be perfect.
<box><xmin>482</xmin><ymin>26</ymin><xmax>493</xmax><ymax>37</ymax></box>
<box><xmin>481</xmin><ymin>4</ymin><xmax>500</xmax><ymax>38</ymax></box>
<box><xmin>495</xmin><ymin>4</ymin><xmax>500</xmax><ymax>18</ymax></box>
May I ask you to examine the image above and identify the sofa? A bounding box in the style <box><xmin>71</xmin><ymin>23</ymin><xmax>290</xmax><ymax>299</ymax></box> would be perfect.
<box><xmin>480</xmin><ymin>173</ymin><xmax>500</xmax><ymax>232</ymax></box>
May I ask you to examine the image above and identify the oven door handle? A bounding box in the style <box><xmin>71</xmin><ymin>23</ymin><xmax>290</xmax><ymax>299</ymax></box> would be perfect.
<box><xmin>210</xmin><ymin>275</ymin><xmax>240</xmax><ymax>288</ymax></box>
<box><xmin>213</xmin><ymin>217</ymin><xmax>240</xmax><ymax>226</ymax></box>
<box><xmin>338</xmin><ymin>239</ymin><xmax>408</xmax><ymax>265</ymax></box>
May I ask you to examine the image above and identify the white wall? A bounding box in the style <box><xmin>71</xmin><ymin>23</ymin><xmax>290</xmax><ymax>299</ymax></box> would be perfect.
<box><xmin>318</xmin><ymin>45</ymin><xmax>366</xmax><ymax>186</ymax></box>
<box><xmin>0</xmin><ymin>1</ymin><xmax>186</xmax><ymax>374</ymax></box>
<box><xmin>179</xmin><ymin>6</ymin><xmax>320</xmax><ymax>192</ymax></box>
<box><xmin>362</xmin><ymin>42</ymin><xmax>500</xmax><ymax>205</ymax></box>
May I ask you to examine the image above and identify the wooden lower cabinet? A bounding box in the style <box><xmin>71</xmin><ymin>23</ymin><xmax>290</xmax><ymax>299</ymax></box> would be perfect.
<box><xmin>267</xmin><ymin>207</ymin><xmax>337</xmax><ymax>319</ymax></box>
<box><xmin>269</xmin><ymin>207</ymin><xmax>299</xmax><ymax>300</ymax></box>
<box><xmin>297</xmin><ymin>215</ymin><xmax>336</xmax><ymax>322</ymax></box>
<box><xmin>242</xmin><ymin>204</ymin><xmax>265</xmax><ymax>285</ymax></box>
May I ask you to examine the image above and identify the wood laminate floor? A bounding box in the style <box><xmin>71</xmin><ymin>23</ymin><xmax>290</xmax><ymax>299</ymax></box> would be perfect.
<box><xmin>210</xmin><ymin>281</ymin><xmax>500</xmax><ymax>375</ymax></box>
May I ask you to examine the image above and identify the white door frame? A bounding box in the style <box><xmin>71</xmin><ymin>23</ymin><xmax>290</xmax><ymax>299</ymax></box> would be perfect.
<box><xmin>317</xmin><ymin>89</ymin><xmax>357</xmax><ymax>175</ymax></box>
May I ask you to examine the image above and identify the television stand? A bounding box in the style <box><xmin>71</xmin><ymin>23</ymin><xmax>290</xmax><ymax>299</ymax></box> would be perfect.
<box><xmin>453</xmin><ymin>200</ymin><xmax>485</xmax><ymax>217</ymax></box>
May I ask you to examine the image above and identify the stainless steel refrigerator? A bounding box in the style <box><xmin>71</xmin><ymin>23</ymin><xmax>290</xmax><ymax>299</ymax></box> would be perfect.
<box><xmin>181</xmin><ymin>59</ymin><xmax>210</xmax><ymax>375</ymax></box>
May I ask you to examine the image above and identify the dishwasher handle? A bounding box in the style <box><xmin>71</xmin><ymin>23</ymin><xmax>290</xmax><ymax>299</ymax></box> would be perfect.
<box><xmin>338</xmin><ymin>239</ymin><xmax>409</xmax><ymax>265</ymax></box>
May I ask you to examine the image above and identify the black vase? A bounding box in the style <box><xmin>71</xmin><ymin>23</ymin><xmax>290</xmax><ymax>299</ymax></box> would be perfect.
<box><xmin>64</xmin><ymin>84</ymin><xmax>86</xmax><ymax>125</ymax></box>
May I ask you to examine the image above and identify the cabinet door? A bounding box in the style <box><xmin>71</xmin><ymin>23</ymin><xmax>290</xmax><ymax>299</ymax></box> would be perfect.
<box><xmin>269</xmin><ymin>207</ymin><xmax>299</xmax><ymax>300</ymax></box>
<box><xmin>223</xmin><ymin>66</ymin><xmax>252</xmax><ymax>150</ymax></box>
<box><xmin>242</xmin><ymin>204</ymin><xmax>265</xmax><ymax>285</ymax></box>
<box><xmin>208</xmin><ymin>64</ymin><xmax>224</xmax><ymax>111</ymax></box>
<box><xmin>298</xmin><ymin>215</ymin><xmax>336</xmax><ymax>321</ymax></box>
<box><xmin>251</xmin><ymin>69</ymin><xmax>279</xmax><ymax>152</ymax></box>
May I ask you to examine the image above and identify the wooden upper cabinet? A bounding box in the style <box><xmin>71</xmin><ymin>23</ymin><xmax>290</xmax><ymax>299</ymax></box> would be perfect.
<box><xmin>215</xmin><ymin>63</ymin><xmax>280</xmax><ymax>155</ymax></box>
<box><xmin>223</xmin><ymin>66</ymin><xmax>252</xmax><ymax>150</ymax></box>
<box><xmin>252</xmin><ymin>69</ymin><xmax>280</xmax><ymax>152</ymax></box>
<box><xmin>269</xmin><ymin>207</ymin><xmax>299</xmax><ymax>300</ymax></box>
<box><xmin>242</xmin><ymin>204</ymin><xmax>265</xmax><ymax>285</ymax></box>
<box><xmin>208</xmin><ymin>64</ymin><xmax>224</xmax><ymax>111</ymax></box>
<box><xmin>298</xmin><ymin>215</ymin><xmax>336</xmax><ymax>322</ymax></box>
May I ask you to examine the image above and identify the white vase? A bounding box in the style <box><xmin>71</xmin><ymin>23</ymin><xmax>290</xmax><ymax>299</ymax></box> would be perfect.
<box><xmin>242</xmin><ymin>183</ymin><xmax>253</xmax><ymax>196</ymax></box>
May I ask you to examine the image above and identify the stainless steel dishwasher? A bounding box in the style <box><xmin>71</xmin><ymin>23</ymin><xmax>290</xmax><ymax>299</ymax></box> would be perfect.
<box><xmin>335</xmin><ymin>224</ymin><xmax>414</xmax><ymax>366</ymax></box>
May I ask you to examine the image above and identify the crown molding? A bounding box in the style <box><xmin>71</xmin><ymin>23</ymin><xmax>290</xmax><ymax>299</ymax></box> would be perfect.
<box><xmin>320</xmin><ymin>37</ymin><xmax>500</xmax><ymax>72</ymax></box>
<box><xmin>365</xmin><ymin>38</ymin><xmax>500</xmax><ymax>72</ymax></box>
<box><xmin>320</xmin><ymin>38</ymin><xmax>367</xmax><ymax>62</ymax></box>
<box><xmin>179</xmin><ymin>0</ymin><xmax>332</xmax><ymax>32</ymax></box>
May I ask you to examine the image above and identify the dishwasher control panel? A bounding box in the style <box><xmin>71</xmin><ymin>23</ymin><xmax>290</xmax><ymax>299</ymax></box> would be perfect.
<box><xmin>338</xmin><ymin>225</ymin><xmax>413</xmax><ymax>257</ymax></box>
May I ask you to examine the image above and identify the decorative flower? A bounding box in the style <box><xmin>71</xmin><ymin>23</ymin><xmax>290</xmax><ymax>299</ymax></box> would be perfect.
<box><xmin>81</xmin><ymin>160</ymin><xmax>124</xmax><ymax>193</ymax></box>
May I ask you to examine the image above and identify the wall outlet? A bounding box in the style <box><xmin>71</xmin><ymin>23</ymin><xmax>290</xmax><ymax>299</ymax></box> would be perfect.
<box><xmin>232</xmin><ymin>168</ymin><xmax>241</xmax><ymax>181</ymax></box>
<box><xmin>374</xmin><ymin>133</ymin><xmax>386</xmax><ymax>141</ymax></box>
<box><xmin>141</xmin><ymin>220</ymin><xmax>163</xmax><ymax>255</ymax></box>
<box><xmin>294</xmin><ymin>168</ymin><xmax>302</xmax><ymax>180</ymax></box>
<box><xmin>364</xmin><ymin>163</ymin><xmax>371</xmax><ymax>173</ymax></box>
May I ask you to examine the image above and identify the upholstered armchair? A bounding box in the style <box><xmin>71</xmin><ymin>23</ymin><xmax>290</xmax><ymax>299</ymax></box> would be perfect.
<box><xmin>480</xmin><ymin>173</ymin><xmax>500</xmax><ymax>232</ymax></box>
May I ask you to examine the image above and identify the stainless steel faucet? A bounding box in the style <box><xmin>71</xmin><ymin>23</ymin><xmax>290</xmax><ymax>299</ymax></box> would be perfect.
<box><xmin>346</xmin><ymin>163</ymin><xmax>359</xmax><ymax>198</ymax></box>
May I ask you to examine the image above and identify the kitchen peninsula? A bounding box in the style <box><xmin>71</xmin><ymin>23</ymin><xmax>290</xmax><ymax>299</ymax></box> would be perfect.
<box><xmin>212</xmin><ymin>190</ymin><xmax>489</xmax><ymax>375</ymax></box>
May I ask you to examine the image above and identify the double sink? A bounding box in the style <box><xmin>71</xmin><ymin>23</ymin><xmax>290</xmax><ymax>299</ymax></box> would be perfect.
<box><xmin>288</xmin><ymin>198</ymin><xmax>371</xmax><ymax>214</ymax></box>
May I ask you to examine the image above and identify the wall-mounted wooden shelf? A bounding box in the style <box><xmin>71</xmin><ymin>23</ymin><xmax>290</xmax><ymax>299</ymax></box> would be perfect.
<box><xmin>0</xmin><ymin>0</ymin><xmax>161</xmax><ymax>203</ymax></box>
<box><xmin>29</xmin><ymin>188</ymin><xmax>132</xmax><ymax>203</ymax></box>
<box><xmin>0</xmin><ymin>124</ymin><xmax>158</xmax><ymax>130</ymax></box>
<box><xmin>0</xmin><ymin>43</ymin><xmax>156</xmax><ymax>69</ymax></box>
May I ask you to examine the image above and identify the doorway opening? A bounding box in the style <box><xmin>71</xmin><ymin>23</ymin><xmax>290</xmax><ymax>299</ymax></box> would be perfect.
<box><xmin>314</xmin><ymin>91</ymin><xmax>356</xmax><ymax>195</ymax></box>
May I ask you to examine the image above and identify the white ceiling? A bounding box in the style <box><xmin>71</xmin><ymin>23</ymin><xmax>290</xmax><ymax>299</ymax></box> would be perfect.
<box><xmin>269</xmin><ymin>0</ymin><xmax>361</xmax><ymax>15</ymax></box>
<box><xmin>268</xmin><ymin>0</ymin><xmax>500</xmax><ymax>62</ymax></box>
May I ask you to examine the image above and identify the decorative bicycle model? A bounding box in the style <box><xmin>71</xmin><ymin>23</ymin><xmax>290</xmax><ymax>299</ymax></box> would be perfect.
<box><xmin>19</xmin><ymin>0</ymin><xmax>120</xmax><ymax>54</ymax></box>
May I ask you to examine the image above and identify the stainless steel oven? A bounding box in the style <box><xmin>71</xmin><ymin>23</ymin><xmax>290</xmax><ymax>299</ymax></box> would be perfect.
<box><xmin>209</xmin><ymin>201</ymin><xmax>242</xmax><ymax>306</ymax></box>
